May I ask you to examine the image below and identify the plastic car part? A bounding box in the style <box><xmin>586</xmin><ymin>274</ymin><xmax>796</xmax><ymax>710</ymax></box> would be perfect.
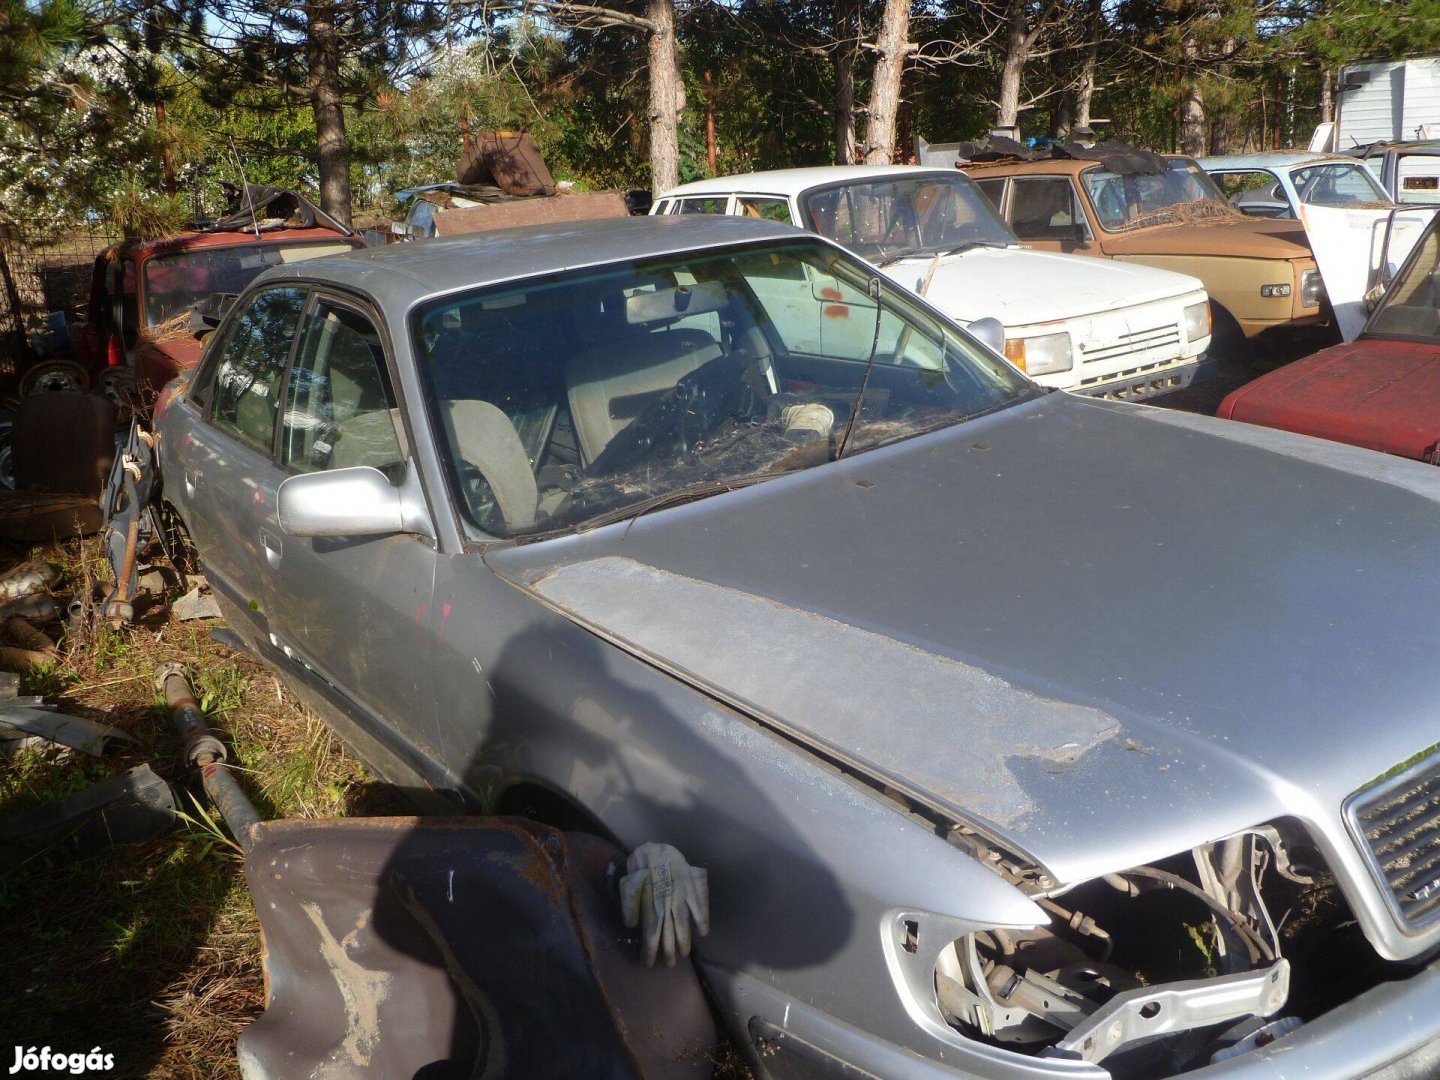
<box><xmin>933</xmin><ymin>829</ymin><xmax>1303</xmax><ymax>1075</ymax></box>
<box><xmin>0</xmin><ymin>764</ymin><xmax>175</xmax><ymax>869</ymax></box>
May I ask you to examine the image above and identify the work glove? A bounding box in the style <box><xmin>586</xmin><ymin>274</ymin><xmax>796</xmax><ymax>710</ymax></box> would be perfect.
<box><xmin>618</xmin><ymin>842</ymin><xmax>710</xmax><ymax>968</ymax></box>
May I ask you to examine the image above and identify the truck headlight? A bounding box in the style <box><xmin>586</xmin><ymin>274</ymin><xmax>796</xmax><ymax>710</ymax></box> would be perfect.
<box><xmin>1300</xmin><ymin>269</ymin><xmax>1325</xmax><ymax>308</ymax></box>
<box><xmin>1183</xmin><ymin>301</ymin><xmax>1211</xmax><ymax>343</ymax></box>
<box><xmin>1004</xmin><ymin>332</ymin><xmax>1072</xmax><ymax>375</ymax></box>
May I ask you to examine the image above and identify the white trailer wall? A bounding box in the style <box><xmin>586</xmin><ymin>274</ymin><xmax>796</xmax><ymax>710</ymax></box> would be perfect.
<box><xmin>1337</xmin><ymin>58</ymin><xmax>1440</xmax><ymax>146</ymax></box>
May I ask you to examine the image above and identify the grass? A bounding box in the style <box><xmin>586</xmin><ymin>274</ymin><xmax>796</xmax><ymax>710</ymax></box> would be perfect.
<box><xmin>0</xmin><ymin>533</ymin><xmax>373</xmax><ymax>1078</ymax></box>
<box><xmin>0</xmin><ymin>532</ymin><xmax>753</xmax><ymax>1078</ymax></box>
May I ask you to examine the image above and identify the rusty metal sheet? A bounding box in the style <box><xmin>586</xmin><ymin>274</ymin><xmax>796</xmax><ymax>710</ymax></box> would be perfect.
<box><xmin>240</xmin><ymin>817</ymin><xmax>713</xmax><ymax>1080</ymax></box>
<box><xmin>434</xmin><ymin>192</ymin><xmax>630</xmax><ymax>236</ymax></box>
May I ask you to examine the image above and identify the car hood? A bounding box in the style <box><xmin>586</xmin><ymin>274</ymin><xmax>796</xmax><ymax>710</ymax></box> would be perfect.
<box><xmin>488</xmin><ymin>395</ymin><xmax>1440</xmax><ymax>885</ymax></box>
<box><xmin>1102</xmin><ymin>215</ymin><xmax>1312</xmax><ymax>259</ymax></box>
<box><xmin>881</xmin><ymin>246</ymin><xmax>1203</xmax><ymax>328</ymax></box>
<box><xmin>1220</xmin><ymin>338</ymin><xmax>1440</xmax><ymax>460</ymax></box>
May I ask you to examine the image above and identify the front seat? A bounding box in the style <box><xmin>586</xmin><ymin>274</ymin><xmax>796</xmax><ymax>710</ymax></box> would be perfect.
<box><xmin>564</xmin><ymin>288</ymin><xmax>723</xmax><ymax>464</ymax></box>
<box><xmin>441</xmin><ymin>399</ymin><xmax>538</xmax><ymax>532</ymax></box>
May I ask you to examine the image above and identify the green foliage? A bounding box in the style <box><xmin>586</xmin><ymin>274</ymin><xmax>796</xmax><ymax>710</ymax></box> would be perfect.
<box><xmin>1</xmin><ymin>0</ymin><xmax>1436</xmax><ymax>226</ymax></box>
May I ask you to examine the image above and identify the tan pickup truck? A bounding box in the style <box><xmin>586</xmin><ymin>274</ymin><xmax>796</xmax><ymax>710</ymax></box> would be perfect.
<box><xmin>961</xmin><ymin>154</ymin><xmax>1325</xmax><ymax>348</ymax></box>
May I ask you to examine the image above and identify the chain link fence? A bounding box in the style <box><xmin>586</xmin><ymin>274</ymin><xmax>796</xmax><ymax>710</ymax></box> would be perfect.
<box><xmin>0</xmin><ymin>220</ymin><xmax>117</xmax><ymax>387</ymax></box>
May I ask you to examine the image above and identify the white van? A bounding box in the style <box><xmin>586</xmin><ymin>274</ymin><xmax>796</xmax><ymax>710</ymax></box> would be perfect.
<box><xmin>653</xmin><ymin>166</ymin><xmax>1213</xmax><ymax>400</ymax></box>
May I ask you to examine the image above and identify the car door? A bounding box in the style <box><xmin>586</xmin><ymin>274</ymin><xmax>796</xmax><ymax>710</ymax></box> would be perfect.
<box><xmin>175</xmin><ymin>283</ymin><xmax>307</xmax><ymax>641</ymax></box>
<box><xmin>269</xmin><ymin>291</ymin><xmax>440</xmax><ymax>750</ymax></box>
<box><xmin>1006</xmin><ymin>176</ymin><xmax>1101</xmax><ymax>253</ymax></box>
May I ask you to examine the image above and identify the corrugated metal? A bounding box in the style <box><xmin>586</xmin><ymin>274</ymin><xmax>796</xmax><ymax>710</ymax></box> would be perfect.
<box><xmin>1340</xmin><ymin>61</ymin><xmax>1405</xmax><ymax>145</ymax></box>
<box><xmin>1402</xmin><ymin>59</ymin><xmax>1440</xmax><ymax>138</ymax></box>
<box><xmin>1340</xmin><ymin>58</ymin><xmax>1440</xmax><ymax>146</ymax></box>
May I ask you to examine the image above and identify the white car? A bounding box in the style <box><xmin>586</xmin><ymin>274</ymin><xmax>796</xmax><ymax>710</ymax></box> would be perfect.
<box><xmin>653</xmin><ymin>166</ymin><xmax>1214</xmax><ymax>400</ymax></box>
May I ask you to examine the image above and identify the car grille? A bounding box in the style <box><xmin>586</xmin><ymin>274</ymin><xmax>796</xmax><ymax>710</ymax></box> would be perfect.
<box><xmin>1348</xmin><ymin>748</ymin><xmax>1440</xmax><ymax>929</ymax></box>
<box><xmin>1080</xmin><ymin>322</ymin><xmax>1182</xmax><ymax>364</ymax></box>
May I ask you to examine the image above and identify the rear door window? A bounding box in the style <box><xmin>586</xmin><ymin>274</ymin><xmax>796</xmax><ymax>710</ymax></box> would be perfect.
<box><xmin>207</xmin><ymin>286</ymin><xmax>307</xmax><ymax>453</ymax></box>
<box><xmin>675</xmin><ymin>196</ymin><xmax>730</xmax><ymax>215</ymax></box>
<box><xmin>736</xmin><ymin>197</ymin><xmax>794</xmax><ymax>224</ymax></box>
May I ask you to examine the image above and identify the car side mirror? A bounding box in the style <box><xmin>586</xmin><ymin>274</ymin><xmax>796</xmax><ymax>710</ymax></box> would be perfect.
<box><xmin>968</xmin><ymin>316</ymin><xmax>1006</xmax><ymax>356</ymax></box>
<box><xmin>278</xmin><ymin>461</ymin><xmax>434</xmax><ymax>540</ymax></box>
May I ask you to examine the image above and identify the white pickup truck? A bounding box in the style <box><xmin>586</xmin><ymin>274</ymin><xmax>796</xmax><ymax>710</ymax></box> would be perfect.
<box><xmin>653</xmin><ymin>166</ymin><xmax>1213</xmax><ymax>400</ymax></box>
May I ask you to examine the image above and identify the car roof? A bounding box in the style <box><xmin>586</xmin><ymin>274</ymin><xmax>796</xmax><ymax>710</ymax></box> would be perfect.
<box><xmin>960</xmin><ymin>157</ymin><xmax>1115</xmax><ymax>176</ymax></box>
<box><xmin>252</xmin><ymin>214</ymin><xmax>805</xmax><ymax>310</ymax></box>
<box><xmin>659</xmin><ymin>165</ymin><xmax>963</xmax><ymax>199</ymax></box>
<box><xmin>1198</xmin><ymin>152</ymin><xmax>1363</xmax><ymax>171</ymax></box>
<box><xmin>107</xmin><ymin>227</ymin><xmax>356</xmax><ymax>262</ymax></box>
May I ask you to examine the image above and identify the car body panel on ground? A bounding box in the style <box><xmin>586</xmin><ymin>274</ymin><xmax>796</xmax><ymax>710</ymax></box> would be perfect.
<box><xmin>154</xmin><ymin>216</ymin><xmax>1440</xmax><ymax>1079</ymax></box>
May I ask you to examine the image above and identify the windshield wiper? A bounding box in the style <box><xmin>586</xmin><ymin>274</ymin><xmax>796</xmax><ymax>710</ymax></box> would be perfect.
<box><xmin>873</xmin><ymin>246</ymin><xmax>928</xmax><ymax>268</ymax></box>
<box><xmin>943</xmin><ymin>239</ymin><xmax>1010</xmax><ymax>256</ymax></box>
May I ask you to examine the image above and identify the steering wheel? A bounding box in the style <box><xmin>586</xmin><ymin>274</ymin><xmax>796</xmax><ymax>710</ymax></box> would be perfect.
<box><xmin>587</xmin><ymin>352</ymin><xmax>766</xmax><ymax>477</ymax></box>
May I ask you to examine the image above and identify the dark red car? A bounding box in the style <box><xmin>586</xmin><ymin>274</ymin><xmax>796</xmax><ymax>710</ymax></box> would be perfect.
<box><xmin>1218</xmin><ymin>213</ymin><xmax>1440</xmax><ymax>462</ymax></box>
<box><xmin>76</xmin><ymin>191</ymin><xmax>361</xmax><ymax>404</ymax></box>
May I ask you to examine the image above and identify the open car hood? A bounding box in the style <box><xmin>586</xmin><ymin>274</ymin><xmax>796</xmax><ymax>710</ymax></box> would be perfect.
<box><xmin>488</xmin><ymin>394</ymin><xmax>1440</xmax><ymax>885</ymax></box>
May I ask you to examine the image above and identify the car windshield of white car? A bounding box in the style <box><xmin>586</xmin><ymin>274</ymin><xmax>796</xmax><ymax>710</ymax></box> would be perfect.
<box><xmin>412</xmin><ymin>239</ymin><xmax>1040</xmax><ymax>541</ymax></box>
<box><xmin>800</xmin><ymin>175</ymin><xmax>1016</xmax><ymax>264</ymax></box>
<box><xmin>1082</xmin><ymin>159</ymin><xmax>1233</xmax><ymax>231</ymax></box>
<box><xmin>1290</xmin><ymin>163</ymin><xmax>1391</xmax><ymax>207</ymax></box>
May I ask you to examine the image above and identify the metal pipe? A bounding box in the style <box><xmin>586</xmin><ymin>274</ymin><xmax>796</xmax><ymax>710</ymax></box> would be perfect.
<box><xmin>155</xmin><ymin>661</ymin><xmax>262</xmax><ymax>851</ymax></box>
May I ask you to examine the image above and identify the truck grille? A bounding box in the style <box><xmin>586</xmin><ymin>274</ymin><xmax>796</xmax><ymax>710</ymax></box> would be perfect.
<box><xmin>1348</xmin><ymin>749</ymin><xmax>1440</xmax><ymax>929</ymax></box>
<box><xmin>1080</xmin><ymin>322</ymin><xmax>1182</xmax><ymax>364</ymax></box>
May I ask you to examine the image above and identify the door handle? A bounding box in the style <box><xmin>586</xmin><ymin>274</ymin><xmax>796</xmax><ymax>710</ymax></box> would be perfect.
<box><xmin>259</xmin><ymin>529</ymin><xmax>282</xmax><ymax>570</ymax></box>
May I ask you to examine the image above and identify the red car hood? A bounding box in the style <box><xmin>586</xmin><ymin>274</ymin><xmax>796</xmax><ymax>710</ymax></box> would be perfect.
<box><xmin>1219</xmin><ymin>338</ymin><xmax>1440</xmax><ymax>461</ymax></box>
<box><xmin>137</xmin><ymin>337</ymin><xmax>205</xmax><ymax>399</ymax></box>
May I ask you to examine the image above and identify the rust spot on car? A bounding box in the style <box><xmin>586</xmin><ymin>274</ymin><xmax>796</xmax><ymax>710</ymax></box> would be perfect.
<box><xmin>822</xmin><ymin>304</ymin><xmax>850</xmax><ymax>319</ymax></box>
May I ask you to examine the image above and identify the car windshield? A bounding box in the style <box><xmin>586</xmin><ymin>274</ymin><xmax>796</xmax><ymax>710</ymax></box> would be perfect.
<box><xmin>799</xmin><ymin>174</ymin><xmax>1016</xmax><ymax>263</ymax></box>
<box><xmin>413</xmin><ymin>238</ymin><xmax>1040</xmax><ymax>541</ymax></box>
<box><xmin>1081</xmin><ymin>158</ymin><xmax>1235</xmax><ymax>231</ymax></box>
<box><xmin>1289</xmin><ymin>162</ymin><xmax>1390</xmax><ymax>207</ymax></box>
<box><xmin>143</xmin><ymin>240</ymin><xmax>354</xmax><ymax>327</ymax></box>
<box><xmin>1368</xmin><ymin>222</ymin><xmax>1440</xmax><ymax>339</ymax></box>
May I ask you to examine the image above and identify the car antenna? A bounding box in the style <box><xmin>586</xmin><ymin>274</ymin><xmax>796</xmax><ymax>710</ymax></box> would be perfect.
<box><xmin>834</xmin><ymin>276</ymin><xmax>885</xmax><ymax>461</ymax></box>
<box><xmin>227</xmin><ymin>136</ymin><xmax>263</xmax><ymax>240</ymax></box>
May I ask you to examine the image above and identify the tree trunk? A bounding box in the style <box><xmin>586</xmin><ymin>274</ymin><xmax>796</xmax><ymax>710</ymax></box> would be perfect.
<box><xmin>1320</xmin><ymin>65</ymin><xmax>1334</xmax><ymax>123</ymax></box>
<box><xmin>1073</xmin><ymin>0</ymin><xmax>1100</xmax><ymax>131</ymax></box>
<box><xmin>704</xmin><ymin>71</ymin><xmax>717</xmax><ymax>174</ymax></box>
<box><xmin>646</xmin><ymin>0</ymin><xmax>685</xmax><ymax>194</ymax></box>
<box><xmin>996</xmin><ymin>0</ymin><xmax>1029</xmax><ymax>132</ymax></box>
<box><xmin>862</xmin><ymin>0</ymin><xmax>910</xmax><ymax>164</ymax></box>
<box><xmin>1179</xmin><ymin>34</ymin><xmax>1205</xmax><ymax>157</ymax></box>
<box><xmin>834</xmin><ymin>0</ymin><xmax>858</xmax><ymax>165</ymax></box>
<box><xmin>306</xmin><ymin>0</ymin><xmax>351</xmax><ymax>227</ymax></box>
<box><xmin>1209</xmin><ymin>109</ymin><xmax>1228</xmax><ymax>154</ymax></box>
